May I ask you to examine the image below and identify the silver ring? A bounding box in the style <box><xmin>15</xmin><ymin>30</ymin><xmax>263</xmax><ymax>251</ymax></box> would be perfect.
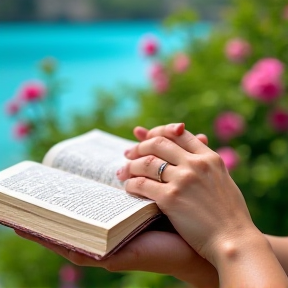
<box><xmin>157</xmin><ymin>161</ymin><xmax>169</xmax><ymax>183</ymax></box>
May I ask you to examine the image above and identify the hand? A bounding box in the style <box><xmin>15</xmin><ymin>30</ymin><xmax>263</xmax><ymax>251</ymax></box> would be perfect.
<box><xmin>14</xmin><ymin>129</ymin><xmax>219</xmax><ymax>287</ymax></box>
<box><xmin>15</xmin><ymin>229</ymin><xmax>219</xmax><ymax>288</ymax></box>
<box><xmin>132</xmin><ymin>123</ymin><xmax>208</xmax><ymax>146</ymax></box>
<box><xmin>136</xmin><ymin>124</ymin><xmax>288</xmax><ymax>280</ymax></box>
<box><xmin>118</xmin><ymin>123</ymin><xmax>254</xmax><ymax>263</ymax></box>
<box><xmin>118</xmin><ymin>123</ymin><xmax>288</xmax><ymax>288</ymax></box>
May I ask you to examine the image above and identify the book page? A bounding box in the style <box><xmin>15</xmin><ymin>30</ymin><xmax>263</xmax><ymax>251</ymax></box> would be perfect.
<box><xmin>43</xmin><ymin>130</ymin><xmax>136</xmax><ymax>189</ymax></box>
<box><xmin>0</xmin><ymin>161</ymin><xmax>155</xmax><ymax>229</ymax></box>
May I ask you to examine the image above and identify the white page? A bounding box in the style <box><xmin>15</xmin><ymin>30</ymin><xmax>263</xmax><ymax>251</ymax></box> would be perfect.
<box><xmin>0</xmin><ymin>161</ymin><xmax>154</xmax><ymax>229</ymax></box>
<box><xmin>43</xmin><ymin>130</ymin><xmax>136</xmax><ymax>188</ymax></box>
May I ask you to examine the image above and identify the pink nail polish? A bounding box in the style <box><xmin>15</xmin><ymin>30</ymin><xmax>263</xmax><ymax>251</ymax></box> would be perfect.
<box><xmin>173</xmin><ymin>123</ymin><xmax>185</xmax><ymax>136</ymax></box>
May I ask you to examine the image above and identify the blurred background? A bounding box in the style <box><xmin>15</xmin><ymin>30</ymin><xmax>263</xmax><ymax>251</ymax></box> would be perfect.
<box><xmin>0</xmin><ymin>0</ymin><xmax>222</xmax><ymax>171</ymax></box>
<box><xmin>1</xmin><ymin>0</ymin><xmax>288</xmax><ymax>287</ymax></box>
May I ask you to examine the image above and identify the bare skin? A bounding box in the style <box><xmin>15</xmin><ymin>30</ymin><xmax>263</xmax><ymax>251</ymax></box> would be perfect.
<box><xmin>133</xmin><ymin>124</ymin><xmax>288</xmax><ymax>279</ymax></box>
<box><xmin>118</xmin><ymin>123</ymin><xmax>288</xmax><ymax>288</ymax></box>
<box><xmin>15</xmin><ymin>128</ymin><xmax>219</xmax><ymax>288</ymax></box>
<box><xmin>15</xmin><ymin>123</ymin><xmax>288</xmax><ymax>287</ymax></box>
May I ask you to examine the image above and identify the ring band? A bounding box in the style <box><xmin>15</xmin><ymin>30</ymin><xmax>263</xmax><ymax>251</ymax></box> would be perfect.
<box><xmin>158</xmin><ymin>161</ymin><xmax>169</xmax><ymax>183</ymax></box>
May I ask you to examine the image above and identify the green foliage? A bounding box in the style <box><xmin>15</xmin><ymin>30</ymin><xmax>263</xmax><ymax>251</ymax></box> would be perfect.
<box><xmin>163</xmin><ymin>9</ymin><xmax>199</xmax><ymax>29</ymax></box>
<box><xmin>0</xmin><ymin>228</ymin><xmax>124</xmax><ymax>288</ymax></box>
<box><xmin>2</xmin><ymin>0</ymin><xmax>288</xmax><ymax>287</ymax></box>
<box><xmin>118</xmin><ymin>272</ymin><xmax>185</xmax><ymax>288</ymax></box>
<box><xmin>0</xmin><ymin>229</ymin><xmax>64</xmax><ymax>287</ymax></box>
<box><xmin>120</xmin><ymin>0</ymin><xmax>288</xmax><ymax>237</ymax></box>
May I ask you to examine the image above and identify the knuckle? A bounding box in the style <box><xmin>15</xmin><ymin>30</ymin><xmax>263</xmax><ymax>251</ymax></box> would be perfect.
<box><xmin>192</xmin><ymin>152</ymin><xmax>226</xmax><ymax>174</ymax></box>
<box><xmin>177</xmin><ymin>168</ymin><xmax>196</xmax><ymax>184</ymax></box>
<box><xmin>143</xmin><ymin>155</ymin><xmax>157</xmax><ymax>168</ymax></box>
<box><xmin>181</xmin><ymin>169</ymin><xmax>194</xmax><ymax>182</ymax></box>
<box><xmin>193</xmin><ymin>156</ymin><xmax>210</xmax><ymax>173</ymax></box>
<box><xmin>135</xmin><ymin>177</ymin><xmax>147</xmax><ymax>190</ymax></box>
<box><xmin>147</xmin><ymin>128</ymin><xmax>157</xmax><ymax>139</ymax></box>
<box><xmin>152</xmin><ymin>136</ymin><xmax>167</xmax><ymax>147</ymax></box>
<box><xmin>209</xmin><ymin>152</ymin><xmax>225</xmax><ymax>169</ymax></box>
<box><xmin>165</xmin><ymin>185</ymin><xmax>181</xmax><ymax>200</ymax></box>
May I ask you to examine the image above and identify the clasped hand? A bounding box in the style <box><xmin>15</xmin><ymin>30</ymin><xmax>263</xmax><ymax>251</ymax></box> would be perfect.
<box><xmin>117</xmin><ymin>123</ymin><xmax>254</xmax><ymax>266</ymax></box>
<box><xmin>16</xmin><ymin>123</ymin><xmax>288</xmax><ymax>288</ymax></box>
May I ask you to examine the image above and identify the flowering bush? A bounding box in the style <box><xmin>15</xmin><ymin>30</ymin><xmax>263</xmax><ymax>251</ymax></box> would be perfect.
<box><xmin>3</xmin><ymin>0</ymin><xmax>288</xmax><ymax>287</ymax></box>
<box><xmin>128</xmin><ymin>0</ymin><xmax>288</xmax><ymax>239</ymax></box>
<box><xmin>5</xmin><ymin>58</ymin><xmax>71</xmax><ymax>161</ymax></box>
<box><xmin>6</xmin><ymin>80</ymin><xmax>47</xmax><ymax>138</ymax></box>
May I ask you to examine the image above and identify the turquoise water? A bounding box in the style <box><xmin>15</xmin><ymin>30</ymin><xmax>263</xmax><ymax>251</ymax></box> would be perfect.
<box><xmin>0</xmin><ymin>21</ymin><xmax>209</xmax><ymax>170</ymax></box>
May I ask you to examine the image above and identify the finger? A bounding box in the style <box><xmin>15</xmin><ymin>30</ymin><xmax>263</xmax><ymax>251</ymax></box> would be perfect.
<box><xmin>101</xmin><ymin>231</ymin><xmax>198</xmax><ymax>274</ymax></box>
<box><xmin>195</xmin><ymin>134</ymin><xmax>208</xmax><ymax>146</ymax></box>
<box><xmin>133</xmin><ymin>125</ymin><xmax>208</xmax><ymax>146</ymax></box>
<box><xmin>134</xmin><ymin>123</ymin><xmax>184</xmax><ymax>141</ymax></box>
<box><xmin>125</xmin><ymin>176</ymin><xmax>165</xmax><ymax>204</ymax></box>
<box><xmin>15</xmin><ymin>230</ymin><xmax>71</xmax><ymax>257</ymax></box>
<box><xmin>125</xmin><ymin>136</ymin><xmax>187</xmax><ymax>164</ymax></box>
<box><xmin>15</xmin><ymin>230</ymin><xmax>102</xmax><ymax>266</ymax></box>
<box><xmin>147</xmin><ymin>123</ymin><xmax>185</xmax><ymax>138</ymax></box>
<box><xmin>146</xmin><ymin>124</ymin><xmax>210</xmax><ymax>154</ymax></box>
<box><xmin>133</xmin><ymin>126</ymin><xmax>149</xmax><ymax>141</ymax></box>
<box><xmin>118</xmin><ymin>155</ymin><xmax>173</xmax><ymax>182</ymax></box>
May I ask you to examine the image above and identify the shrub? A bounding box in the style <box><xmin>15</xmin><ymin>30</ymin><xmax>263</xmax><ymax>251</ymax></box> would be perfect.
<box><xmin>4</xmin><ymin>0</ymin><xmax>288</xmax><ymax>287</ymax></box>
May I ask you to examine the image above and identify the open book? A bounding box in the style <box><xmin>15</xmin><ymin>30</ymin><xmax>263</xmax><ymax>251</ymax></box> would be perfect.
<box><xmin>0</xmin><ymin>130</ymin><xmax>161</xmax><ymax>260</ymax></box>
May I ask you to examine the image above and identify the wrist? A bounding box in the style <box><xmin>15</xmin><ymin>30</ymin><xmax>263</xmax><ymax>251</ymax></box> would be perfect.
<box><xmin>210</xmin><ymin>227</ymin><xmax>288</xmax><ymax>287</ymax></box>
<box><xmin>210</xmin><ymin>225</ymin><xmax>266</xmax><ymax>268</ymax></box>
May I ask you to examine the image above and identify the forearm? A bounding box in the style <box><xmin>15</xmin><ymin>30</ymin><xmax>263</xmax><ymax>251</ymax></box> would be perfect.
<box><xmin>173</xmin><ymin>252</ymin><xmax>219</xmax><ymax>288</ymax></box>
<box><xmin>213</xmin><ymin>229</ymin><xmax>288</xmax><ymax>288</ymax></box>
<box><xmin>265</xmin><ymin>234</ymin><xmax>288</xmax><ymax>275</ymax></box>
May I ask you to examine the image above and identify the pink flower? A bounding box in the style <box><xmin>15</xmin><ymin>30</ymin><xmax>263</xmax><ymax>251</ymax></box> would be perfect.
<box><xmin>59</xmin><ymin>264</ymin><xmax>81</xmax><ymax>283</ymax></box>
<box><xmin>269</xmin><ymin>108</ymin><xmax>288</xmax><ymax>132</ymax></box>
<box><xmin>216</xmin><ymin>147</ymin><xmax>239</xmax><ymax>171</ymax></box>
<box><xmin>13</xmin><ymin>122</ymin><xmax>30</xmax><ymax>139</ymax></box>
<box><xmin>152</xmin><ymin>74</ymin><xmax>169</xmax><ymax>94</ymax></box>
<box><xmin>19</xmin><ymin>81</ymin><xmax>46</xmax><ymax>102</ymax></box>
<box><xmin>148</xmin><ymin>62</ymin><xmax>169</xmax><ymax>94</ymax></box>
<box><xmin>6</xmin><ymin>100</ymin><xmax>20</xmax><ymax>115</ymax></box>
<box><xmin>214</xmin><ymin>112</ymin><xmax>245</xmax><ymax>142</ymax></box>
<box><xmin>148</xmin><ymin>62</ymin><xmax>166</xmax><ymax>80</ymax></box>
<box><xmin>225</xmin><ymin>38</ymin><xmax>251</xmax><ymax>63</ymax></box>
<box><xmin>253</xmin><ymin>58</ymin><xmax>284</xmax><ymax>78</ymax></box>
<box><xmin>140</xmin><ymin>35</ymin><xmax>159</xmax><ymax>56</ymax></box>
<box><xmin>242</xmin><ymin>58</ymin><xmax>285</xmax><ymax>103</ymax></box>
<box><xmin>173</xmin><ymin>53</ymin><xmax>191</xmax><ymax>73</ymax></box>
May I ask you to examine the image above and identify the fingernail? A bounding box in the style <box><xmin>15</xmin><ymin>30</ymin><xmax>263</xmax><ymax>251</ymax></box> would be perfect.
<box><xmin>173</xmin><ymin>123</ymin><xmax>185</xmax><ymax>136</ymax></box>
<box><xmin>124</xmin><ymin>149</ymin><xmax>131</xmax><ymax>157</ymax></box>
